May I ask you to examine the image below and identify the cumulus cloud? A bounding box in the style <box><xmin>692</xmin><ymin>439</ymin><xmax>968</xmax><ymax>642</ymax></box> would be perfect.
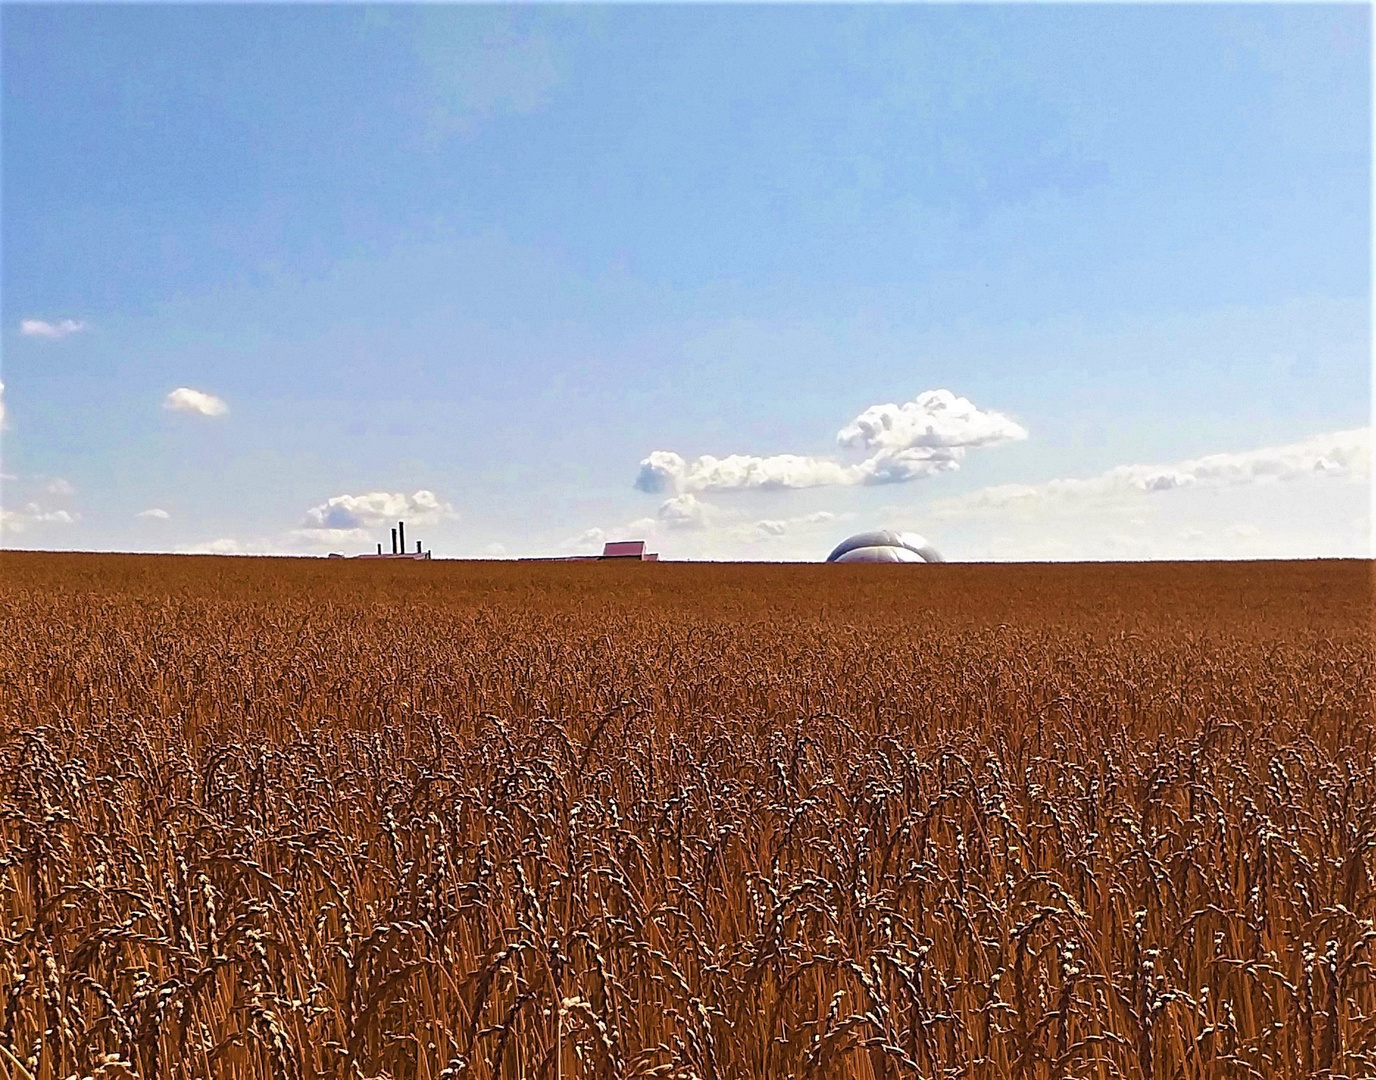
<box><xmin>45</xmin><ymin>478</ymin><xmax>74</xmax><ymax>497</ymax></box>
<box><xmin>20</xmin><ymin>318</ymin><xmax>85</xmax><ymax>339</ymax></box>
<box><xmin>300</xmin><ymin>489</ymin><xmax>457</xmax><ymax>532</ymax></box>
<box><xmin>137</xmin><ymin>508</ymin><xmax>171</xmax><ymax>521</ymax></box>
<box><xmin>635</xmin><ymin>390</ymin><xmax>1025</xmax><ymax>494</ymax></box>
<box><xmin>164</xmin><ymin>387</ymin><xmax>229</xmax><ymax>417</ymax></box>
<box><xmin>837</xmin><ymin>389</ymin><xmax>1028</xmax><ymax>453</ymax></box>
<box><xmin>656</xmin><ymin>493</ymin><xmax>714</xmax><ymax>530</ymax></box>
<box><xmin>932</xmin><ymin>427</ymin><xmax>1371</xmax><ymax>516</ymax></box>
<box><xmin>560</xmin><ymin>526</ymin><xmax>608</xmax><ymax>554</ymax></box>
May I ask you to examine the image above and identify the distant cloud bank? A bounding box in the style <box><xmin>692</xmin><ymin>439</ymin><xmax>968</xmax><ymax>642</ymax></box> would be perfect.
<box><xmin>164</xmin><ymin>387</ymin><xmax>229</xmax><ymax>417</ymax></box>
<box><xmin>932</xmin><ymin>427</ymin><xmax>1371</xmax><ymax>516</ymax></box>
<box><xmin>635</xmin><ymin>390</ymin><xmax>1026</xmax><ymax>494</ymax></box>
<box><xmin>20</xmin><ymin>318</ymin><xmax>85</xmax><ymax>340</ymax></box>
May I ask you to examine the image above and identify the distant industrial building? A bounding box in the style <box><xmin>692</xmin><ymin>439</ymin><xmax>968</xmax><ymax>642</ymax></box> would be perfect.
<box><xmin>327</xmin><ymin>520</ymin><xmax>432</xmax><ymax>560</ymax></box>
<box><xmin>328</xmin><ymin>529</ymin><xmax>657</xmax><ymax>562</ymax></box>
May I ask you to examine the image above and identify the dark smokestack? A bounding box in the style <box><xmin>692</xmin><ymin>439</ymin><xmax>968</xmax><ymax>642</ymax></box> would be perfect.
<box><xmin>416</xmin><ymin>540</ymin><xmax>421</xmax><ymax>554</ymax></box>
<box><xmin>398</xmin><ymin>521</ymin><xmax>406</xmax><ymax>554</ymax></box>
<box><xmin>391</xmin><ymin>528</ymin><xmax>397</xmax><ymax>554</ymax></box>
<box><xmin>377</xmin><ymin>543</ymin><xmax>382</xmax><ymax>555</ymax></box>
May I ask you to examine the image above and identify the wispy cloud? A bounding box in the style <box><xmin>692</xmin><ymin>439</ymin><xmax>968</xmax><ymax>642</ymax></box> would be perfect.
<box><xmin>635</xmin><ymin>451</ymin><xmax>855</xmax><ymax>494</ymax></box>
<box><xmin>729</xmin><ymin>509</ymin><xmax>847</xmax><ymax>544</ymax></box>
<box><xmin>932</xmin><ymin>427</ymin><xmax>1370</xmax><ymax>517</ymax></box>
<box><xmin>635</xmin><ymin>390</ymin><xmax>1026</xmax><ymax>494</ymax></box>
<box><xmin>417</xmin><ymin>16</ymin><xmax>562</xmax><ymax>143</ymax></box>
<box><xmin>20</xmin><ymin>318</ymin><xmax>86</xmax><ymax>340</ymax></box>
<box><xmin>164</xmin><ymin>387</ymin><xmax>229</xmax><ymax>417</ymax></box>
<box><xmin>137</xmin><ymin>508</ymin><xmax>171</xmax><ymax>521</ymax></box>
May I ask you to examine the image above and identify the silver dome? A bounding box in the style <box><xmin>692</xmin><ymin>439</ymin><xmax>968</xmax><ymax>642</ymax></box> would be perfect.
<box><xmin>826</xmin><ymin>530</ymin><xmax>943</xmax><ymax>564</ymax></box>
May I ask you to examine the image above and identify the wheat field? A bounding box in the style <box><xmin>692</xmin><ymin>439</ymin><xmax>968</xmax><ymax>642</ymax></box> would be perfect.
<box><xmin>1</xmin><ymin>553</ymin><xmax>1373</xmax><ymax>1080</ymax></box>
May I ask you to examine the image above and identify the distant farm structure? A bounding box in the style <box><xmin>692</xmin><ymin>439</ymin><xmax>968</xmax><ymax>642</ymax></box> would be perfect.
<box><xmin>327</xmin><ymin>520</ymin><xmax>431</xmax><ymax>560</ymax></box>
<box><xmin>524</xmin><ymin>540</ymin><xmax>659</xmax><ymax>562</ymax></box>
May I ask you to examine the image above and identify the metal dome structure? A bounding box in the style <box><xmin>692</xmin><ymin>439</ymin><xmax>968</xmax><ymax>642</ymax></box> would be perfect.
<box><xmin>826</xmin><ymin>530</ymin><xmax>944</xmax><ymax>564</ymax></box>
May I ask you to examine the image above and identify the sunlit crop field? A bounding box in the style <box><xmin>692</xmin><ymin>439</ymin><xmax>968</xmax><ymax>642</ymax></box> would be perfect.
<box><xmin>1</xmin><ymin>553</ymin><xmax>1373</xmax><ymax>1080</ymax></box>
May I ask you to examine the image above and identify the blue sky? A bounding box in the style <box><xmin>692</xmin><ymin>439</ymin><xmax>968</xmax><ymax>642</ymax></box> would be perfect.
<box><xmin>2</xmin><ymin>3</ymin><xmax>1369</xmax><ymax>560</ymax></box>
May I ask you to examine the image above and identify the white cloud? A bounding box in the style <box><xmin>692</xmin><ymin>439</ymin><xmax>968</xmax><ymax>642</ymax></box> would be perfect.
<box><xmin>751</xmin><ymin>519</ymin><xmax>789</xmax><ymax>537</ymax></box>
<box><xmin>137</xmin><ymin>508</ymin><xmax>171</xmax><ymax>521</ymax></box>
<box><xmin>483</xmin><ymin>542</ymin><xmax>508</xmax><ymax>557</ymax></box>
<box><xmin>1</xmin><ymin>503</ymin><xmax>78</xmax><ymax>534</ymax></box>
<box><xmin>560</xmin><ymin>526</ymin><xmax>608</xmax><ymax>554</ymax></box>
<box><xmin>656</xmin><ymin>493</ymin><xmax>714</xmax><ymax>530</ymax></box>
<box><xmin>563</xmin><ymin>497</ymin><xmax>850</xmax><ymax>559</ymax></box>
<box><xmin>286</xmin><ymin>527</ymin><xmax>373</xmax><ymax>549</ymax></box>
<box><xmin>635</xmin><ymin>389</ymin><xmax>1025</xmax><ymax>494</ymax></box>
<box><xmin>932</xmin><ymin>427</ymin><xmax>1371</xmax><ymax>517</ymax></box>
<box><xmin>180</xmin><ymin>535</ymin><xmax>297</xmax><ymax>556</ymax></box>
<box><xmin>0</xmin><ymin>381</ymin><xmax>7</xmax><ymax>429</ymax></box>
<box><xmin>182</xmin><ymin>537</ymin><xmax>253</xmax><ymax>555</ymax></box>
<box><xmin>300</xmin><ymin>489</ymin><xmax>457</xmax><ymax>531</ymax></box>
<box><xmin>635</xmin><ymin>450</ymin><xmax>856</xmax><ymax>494</ymax></box>
<box><xmin>164</xmin><ymin>387</ymin><xmax>229</xmax><ymax>417</ymax></box>
<box><xmin>20</xmin><ymin>318</ymin><xmax>85</xmax><ymax>340</ymax></box>
<box><xmin>45</xmin><ymin>478</ymin><xmax>74</xmax><ymax>497</ymax></box>
<box><xmin>836</xmin><ymin>389</ymin><xmax>1028</xmax><ymax>453</ymax></box>
<box><xmin>729</xmin><ymin>509</ymin><xmax>851</xmax><ymax>544</ymax></box>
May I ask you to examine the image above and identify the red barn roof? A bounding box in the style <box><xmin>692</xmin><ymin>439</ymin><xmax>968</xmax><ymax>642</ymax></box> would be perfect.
<box><xmin>601</xmin><ymin>540</ymin><xmax>646</xmax><ymax>558</ymax></box>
